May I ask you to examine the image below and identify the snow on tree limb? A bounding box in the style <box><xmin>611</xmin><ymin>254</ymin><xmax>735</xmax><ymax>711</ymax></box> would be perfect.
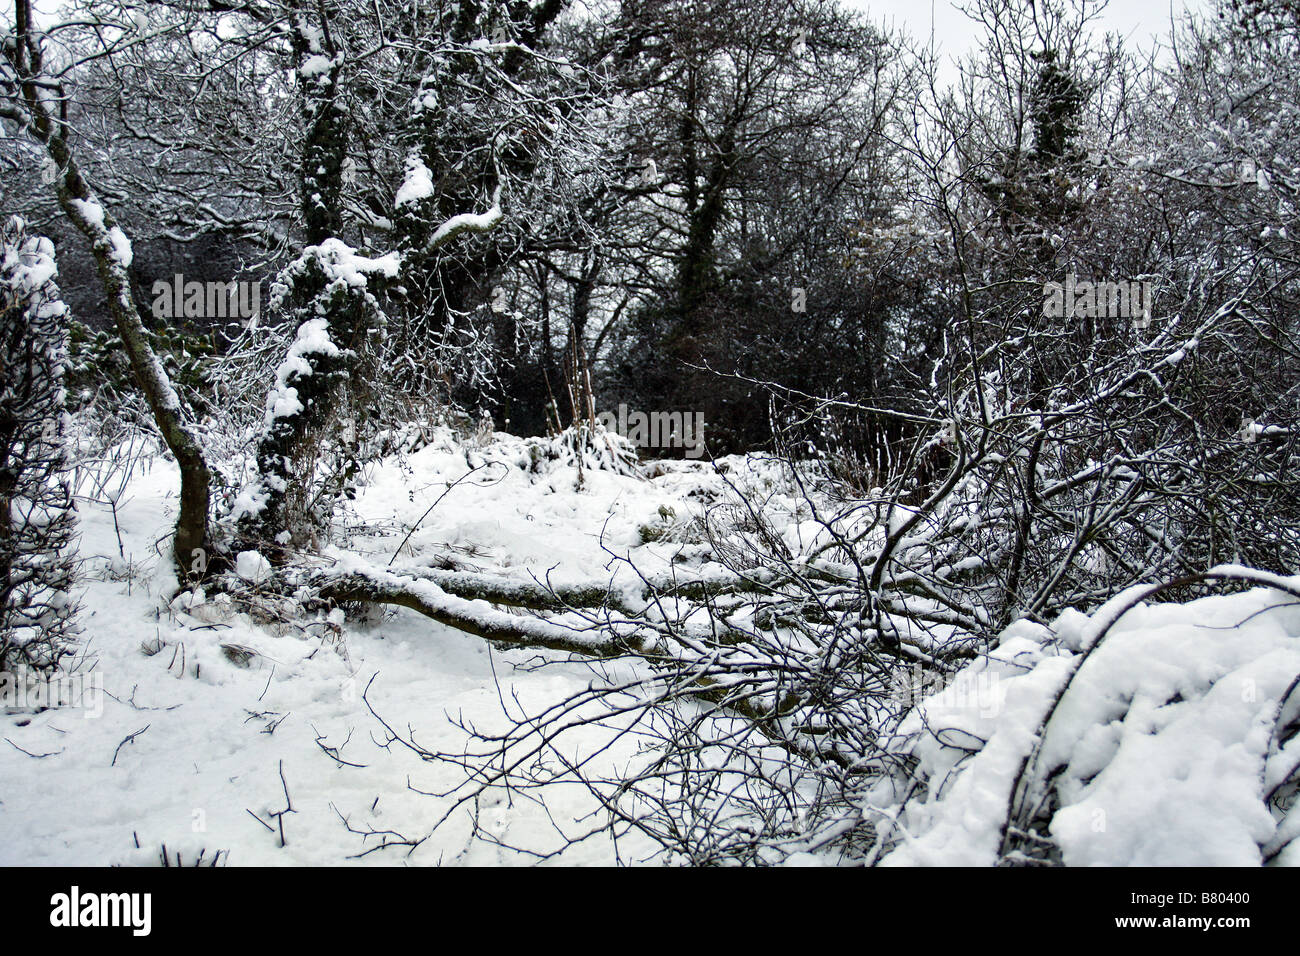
<box><xmin>423</xmin><ymin>185</ymin><xmax>504</xmax><ymax>254</ymax></box>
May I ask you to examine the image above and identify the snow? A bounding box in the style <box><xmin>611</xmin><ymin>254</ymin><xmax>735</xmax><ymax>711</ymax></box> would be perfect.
<box><xmin>300</xmin><ymin>239</ymin><xmax>401</xmax><ymax>289</ymax></box>
<box><xmin>294</xmin><ymin>19</ymin><xmax>324</xmax><ymax>55</ymax></box>
<box><xmin>298</xmin><ymin>54</ymin><xmax>339</xmax><ymax>79</ymax></box>
<box><xmin>395</xmin><ymin>155</ymin><xmax>435</xmax><ymax>208</ymax></box>
<box><xmin>3</xmin><ymin>427</ymin><xmax>1297</xmax><ymax>865</ymax></box>
<box><xmin>426</xmin><ymin>187</ymin><xmax>504</xmax><ymax>250</ymax></box>
<box><xmin>266</xmin><ymin>386</ymin><xmax>303</xmax><ymax>421</ymax></box>
<box><xmin>0</xmin><ymin>431</ymin><xmax>734</xmax><ymax>865</ymax></box>
<box><xmin>63</xmin><ymin>201</ymin><xmax>132</xmax><ymax>266</ymax></box>
<box><xmin>235</xmin><ymin>551</ymin><xmax>272</xmax><ymax>584</ymax></box>
<box><xmin>871</xmin><ymin>584</ymin><xmax>1300</xmax><ymax>866</ymax></box>
<box><xmin>227</xmin><ymin>486</ymin><xmax>268</xmax><ymax>526</ymax></box>
<box><xmin>259</xmin><ymin>317</ymin><xmax>342</xmax><ymax>432</ymax></box>
<box><xmin>67</xmin><ymin>198</ymin><xmax>105</xmax><ymax>231</ymax></box>
<box><xmin>107</xmin><ymin>227</ymin><xmax>133</xmax><ymax>268</ymax></box>
<box><xmin>5</xmin><ymin>234</ymin><xmax>60</xmax><ymax>296</ymax></box>
<box><xmin>871</xmin><ymin>628</ymin><xmax>1076</xmax><ymax>866</ymax></box>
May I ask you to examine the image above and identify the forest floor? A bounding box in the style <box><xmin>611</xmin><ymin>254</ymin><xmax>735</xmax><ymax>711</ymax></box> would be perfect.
<box><xmin>2</xmin><ymin>428</ymin><xmax>1297</xmax><ymax>866</ymax></box>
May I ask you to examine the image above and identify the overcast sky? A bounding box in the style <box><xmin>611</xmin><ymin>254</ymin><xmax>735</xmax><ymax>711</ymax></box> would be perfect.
<box><xmin>851</xmin><ymin>0</ymin><xmax>1211</xmax><ymax>66</ymax></box>
<box><xmin>5</xmin><ymin>1</ymin><xmax>1216</xmax><ymax>68</ymax></box>
<box><xmin>10</xmin><ymin>0</ymin><xmax>1212</xmax><ymax>40</ymax></box>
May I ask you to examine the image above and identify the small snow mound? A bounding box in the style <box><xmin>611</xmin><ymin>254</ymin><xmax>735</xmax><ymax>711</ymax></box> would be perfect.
<box><xmin>235</xmin><ymin>551</ymin><xmax>272</xmax><ymax>584</ymax></box>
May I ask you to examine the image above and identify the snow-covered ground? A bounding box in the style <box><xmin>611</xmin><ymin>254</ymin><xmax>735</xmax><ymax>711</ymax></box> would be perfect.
<box><xmin>2</xmin><ymin>430</ymin><xmax>1297</xmax><ymax>865</ymax></box>
<box><xmin>0</xmin><ymin>432</ymin><xmax>719</xmax><ymax>865</ymax></box>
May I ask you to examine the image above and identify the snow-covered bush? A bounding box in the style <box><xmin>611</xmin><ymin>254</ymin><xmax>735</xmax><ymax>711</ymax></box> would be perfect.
<box><xmin>866</xmin><ymin>572</ymin><xmax>1300</xmax><ymax>866</ymax></box>
<box><xmin>524</xmin><ymin>422</ymin><xmax>641</xmax><ymax>480</ymax></box>
<box><xmin>0</xmin><ymin>219</ymin><xmax>79</xmax><ymax>674</ymax></box>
